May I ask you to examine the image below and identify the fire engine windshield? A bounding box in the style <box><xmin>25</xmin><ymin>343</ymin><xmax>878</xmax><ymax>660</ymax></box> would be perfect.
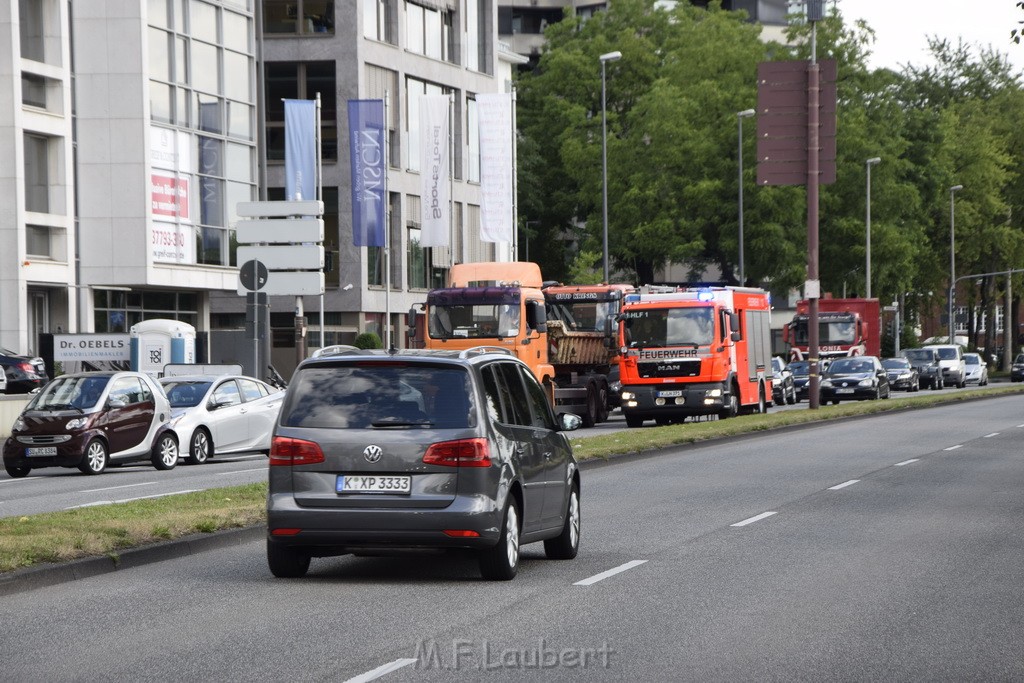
<box><xmin>429</xmin><ymin>304</ymin><xmax>520</xmax><ymax>340</ymax></box>
<box><xmin>793</xmin><ymin>318</ymin><xmax>856</xmax><ymax>345</ymax></box>
<box><xmin>624</xmin><ymin>307</ymin><xmax>714</xmax><ymax>348</ymax></box>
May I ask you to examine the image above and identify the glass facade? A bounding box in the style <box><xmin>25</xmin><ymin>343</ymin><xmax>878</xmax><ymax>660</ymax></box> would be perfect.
<box><xmin>147</xmin><ymin>0</ymin><xmax>257</xmax><ymax>267</ymax></box>
<box><xmin>92</xmin><ymin>290</ymin><xmax>200</xmax><ymax>332</ymax></box>
<box><xmin>265</xmin><ymin>61</ymin><xmax>338</xmax><ymax>161</ymax></box>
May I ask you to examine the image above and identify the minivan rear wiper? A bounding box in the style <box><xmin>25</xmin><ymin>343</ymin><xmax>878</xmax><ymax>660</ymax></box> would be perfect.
<box><xmin>371</xmin><ymin>419</ymin><xmax>434</xmax><ymax>428</ymax></box>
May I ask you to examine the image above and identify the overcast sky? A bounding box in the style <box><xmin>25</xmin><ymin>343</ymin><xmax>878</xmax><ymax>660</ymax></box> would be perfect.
<box><xmin>834</xmin><ymin>0</ymin><xmax>1024</xmax><ymax>73</ymax></box>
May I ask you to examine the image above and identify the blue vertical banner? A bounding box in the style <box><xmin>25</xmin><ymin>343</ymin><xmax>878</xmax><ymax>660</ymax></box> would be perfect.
<box><xmin>348</xmin><ymin>99</ymin><xmax>386</xmax><ymax>247</ymax></box>
<box><xmin>284</xmin><ymin>99</ymin><xmax>317</xmax><ymax>201</ymax></box>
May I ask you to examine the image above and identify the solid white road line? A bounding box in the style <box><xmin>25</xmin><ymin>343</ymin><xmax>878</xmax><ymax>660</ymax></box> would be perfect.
<box><xmin>214</xmin><ymin>468</ymin><xmax>267</xmax><ymax>476</ymax></box>
<box><xmin>984</xmin><ymin>432</ymin><xmax>1000</xmax><ymax>438</ymax></box>
<box><xmin>730</xmin><ymin>511</ymin><xmax>778</xmax><ymax>527</ymax></box>
<box><xmin>66</xmin><ymin>489</ymin><xmax>202</xmax><ymax>509</ymax></box>
<box><xmin>944</xmin><ymin>445</ymin><xmax>963</xmax><ymax>451</ymax></box>
<box><xmin>344</xmin><ymin>658</ymin><xmax>418</xmax><ymax>683</ymax></box>
<box><xmin>894</xmin><ymin>459</ymin><xmax>919</xmax><ymax>466</ymax></box>
<box><xmin>80</xmin><ymin>482</ymin><xmax>156</xmax><ymax>493</ymax></box>
<box><xmin>574</xmin><ymin>560</ymin><xmax>648</xmax><ymax>586</ymax></box>
<box><xmin>828</xmin><ymin>479</ymin><xmax>860</xmax><ymax>490</ymax></box>
<box><xmin>0</xmin><ymin>478</ymin><xmax>32</xmax><ymax>485</ymax></box>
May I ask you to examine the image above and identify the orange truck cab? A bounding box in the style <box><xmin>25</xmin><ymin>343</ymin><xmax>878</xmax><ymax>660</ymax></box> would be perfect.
<box><xmin>417</xmin><ymin>261</ymin><xmax>555</xmax><ymax>387</ymax></box>
<box><xmin>415</xmin><ymin>262</ymin><xmax>630</xmax><ymax>428</ymax></box>
<box><xmin>617</xmin><ymin>286</ymin><xmax>773</xmax><ymax>427</ymax></box>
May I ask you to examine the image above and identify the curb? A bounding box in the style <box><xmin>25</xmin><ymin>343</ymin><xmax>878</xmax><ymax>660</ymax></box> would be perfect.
<box><xmin>0</xmin><ymin>525</ymin><xmax>265</xmax><ymax>598</ymax></box>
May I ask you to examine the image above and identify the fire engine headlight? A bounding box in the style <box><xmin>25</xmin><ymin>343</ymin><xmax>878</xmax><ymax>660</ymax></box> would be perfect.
<box><xmin>705</xmin><ymin>389</ymin><xmax>722</xmax><ymax>398</ymax></box>
<box><xmin>621</xmin><ymin>391</ymin><xmax>636</xmax><ymax>401</ymax></box>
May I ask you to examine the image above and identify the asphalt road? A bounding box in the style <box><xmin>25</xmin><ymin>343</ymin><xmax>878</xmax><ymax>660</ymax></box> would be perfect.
<box><xmin>2</xmin><ymin>394</ymin><xmax>1022</xmax><ymax>681</ymax></box>
<box><xmin>0</xmin><ymin>380</ymin><xmax>1003</xmax><ymax>520</ymax></box>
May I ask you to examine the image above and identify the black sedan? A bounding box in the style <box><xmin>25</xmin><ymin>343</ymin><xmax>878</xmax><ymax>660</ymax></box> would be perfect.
<box><xmin>1011</xmin><ymin>354</ymin><xmax>1024</xmax><ymax>382</ymax></box>
<box><xmin>789</xmin><ymin>360</ymin><xmax>812</xmax><ymax>402</ymax></box>
<box><xmin>882</xmin><ymin>357</ymin><xmax>920</xmax><ymax>392</ymax></box>
<box><xmin>820</xmin><ymin>356</ymin><xmax>891</xmax><ymax>404</ymax></box>
<box><xmin>0</xmin><ymin>348</ymin><xmax>48</xmax><ymax>394</ymax></box>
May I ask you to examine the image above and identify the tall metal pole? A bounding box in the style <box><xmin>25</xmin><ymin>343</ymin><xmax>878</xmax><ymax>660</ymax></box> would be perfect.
<box><xmin>949</xmin><ymin>184</ymin><xmax>963</xmax><ymax>342</ymax></box>
<box><xmin>865</xmin><ymin>157</ymin><xmax>880</xmax><ymax>299</ymax></box>
<box><xmin>807</xmin><ymin>14</ymin><xmax>821</xmax><ymax>410</ymax></box>
<box><xmin>1005</xmin><ymin>272</ymin><xmax>1013</xmax><ymax>369</ymax></box>
<box><xmin>737</xmin><ymin>109</ymin><xmax>755</xmax><ymax>285</ymax></box>
<box><xmin>600</xmin><ymin>51</ymin><xmax>621</xmax><ymax>284</ymax></box>
<box><xmin>384</xmin><ymin>91</ymin><xmax>392</xmax><ymax>349</ymax></box>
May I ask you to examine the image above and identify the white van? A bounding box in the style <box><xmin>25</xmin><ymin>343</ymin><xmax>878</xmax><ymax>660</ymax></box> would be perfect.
<box><xmin>923</xmin><ymin>344</ymin><xmax>966</xmax><ymax>388</ymax></box>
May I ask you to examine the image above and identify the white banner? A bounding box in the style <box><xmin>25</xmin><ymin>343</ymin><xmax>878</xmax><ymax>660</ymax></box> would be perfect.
<box><xmin>419</xmin><ymin>95</ymin><xmax>450</xmax><ymax>247</ymax></box>
<box><xmin>477</xmin><ymin>93</ymin><xmax>514</xmax><ymax>243</ymax></box>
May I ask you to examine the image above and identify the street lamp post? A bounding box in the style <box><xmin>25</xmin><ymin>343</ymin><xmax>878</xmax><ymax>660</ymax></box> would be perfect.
<box><xmin>600</xmin><ymin>50</ymin><xmax>622</xmax><ymax>284</ymax></box>
<box><xmin>737</xmin><ymin>108</ymin><xmax>755</xmax><ymax>285</ymax></box>
<box><xmin>949</xmin><ymin>184</ymin><xmax>963</xmax><ymax>342</ymax></box>
<box><xmin>865</xmin><ymin>157</ymin><xmax>881</xmax><ymax>298</ymax></box>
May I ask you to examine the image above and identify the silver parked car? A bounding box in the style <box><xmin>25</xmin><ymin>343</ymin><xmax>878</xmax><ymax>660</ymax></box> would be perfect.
<box><xmin>963</xmin><ymin>353</ymin><xmax>989</xmax><ymax>386</ymax></box>
<box><xmin>160</xmin><ymin>375</ymin><xmax>285</xmax><ymax>464</ymax></box>
<box><xmin>266</xmin><ymin>348</ymin><xmax>582</xmax><ymax>581</ymax></box>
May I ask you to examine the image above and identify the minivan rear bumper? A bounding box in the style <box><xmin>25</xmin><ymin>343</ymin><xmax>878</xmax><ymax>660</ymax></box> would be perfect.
<box><xmin>266</xmin><ymin>491</ymin><xmax>505</xmax><ymax>552</ymax></box>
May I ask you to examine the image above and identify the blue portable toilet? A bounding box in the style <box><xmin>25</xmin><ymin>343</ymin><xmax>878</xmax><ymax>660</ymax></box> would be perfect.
<box><xmin>130</xmin><ymin>319</ymin><xmax>196</xmax><ymax>377</ymax></box>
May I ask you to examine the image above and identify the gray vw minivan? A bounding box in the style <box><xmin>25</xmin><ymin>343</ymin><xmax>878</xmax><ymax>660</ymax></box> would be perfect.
<box><xmin>266</xmin><ymin>347</ymin><xmax>581</xmax><ymax>581</ymax></box>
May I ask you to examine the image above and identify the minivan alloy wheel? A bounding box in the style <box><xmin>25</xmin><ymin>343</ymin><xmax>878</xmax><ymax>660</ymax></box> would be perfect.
<box><xmin>545</xmin><ymin>484</ymin><xmax>581</xmax><ymax>560</ymax></box>
<box><xmin>479</xmin><ymin>498</ymin><xmax>521</xmax><ymax>581</ymax></box>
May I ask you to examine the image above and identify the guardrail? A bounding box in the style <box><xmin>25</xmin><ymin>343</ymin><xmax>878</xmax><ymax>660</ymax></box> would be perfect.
<box><xmin>0</xmin><ymin>395</ymin><xmax>31</xmax><ymax>440</ymax></box>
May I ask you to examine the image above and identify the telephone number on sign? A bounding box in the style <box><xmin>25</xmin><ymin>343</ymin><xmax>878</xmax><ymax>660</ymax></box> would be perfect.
<box><xmin>152</xmin><ymin>229</ymin><xmax>187</xmax><ymax>247</ymax></box>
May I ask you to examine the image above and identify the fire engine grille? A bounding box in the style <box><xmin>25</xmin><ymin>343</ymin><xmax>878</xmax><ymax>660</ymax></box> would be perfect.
<box><xmin>638</xmin><ymin>359</ymin><xmax>702</xmax><ymax>379</ymax></box>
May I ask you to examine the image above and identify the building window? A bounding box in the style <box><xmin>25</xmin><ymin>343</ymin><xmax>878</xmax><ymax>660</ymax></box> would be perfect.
<box><xmin>19</xmin><ymin>0</ymin><xmax>50</xmax><ymax>64</ymax></box>
<box><xmin>264</xmin><ymin>1</ymin><xmax>335</xmax><ymax>35</ymax></box>
<box><xmin>406</xmin><ymin>77</ymin><xmax>447</xmax><ymax>172</ymax></box>
<box><xmin>408</xmin><ymin>226</ymin><xmax>428</xmax><ymax>289</ymax></box>
<box><xmin>26</xmin><ymin>225</ymin><xmax>51</xmax><ymax>258</ymax></box>
<box><xmin>363</xmin><ymin>0</ymin><xmax>394</xmax><ymax>43</ymax></box>
<box><xmin>405</xmin><ymin>1</ymin><xmax>453</xmax><ymax>63</ymax></box>
<box><xmin>265</xmin><ymin>61</ymin><xmax>337</xmax><ymax>161</ymax></box>
<box><xmin>23</xmin><ymin>133</ymin><xmax>50</xmax><ymax>213</ymax></box>
<box><xmin>21</xmin><ymin>73</ymin><xmax>61</xmax><ymax>112</ymax></box>
<box><xmin>467</xmin><ymin>96</ymin><xmax>480</xmax><ymax>182</ymax></box>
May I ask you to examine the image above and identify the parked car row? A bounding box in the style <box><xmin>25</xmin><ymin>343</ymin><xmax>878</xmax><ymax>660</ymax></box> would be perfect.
<box><xmin>771</xmin><ymin>344</ymin><xmax>993</xmax><ymax>406</ymax></box>
<box><xmin>2</xmin><ymin>371</ymin><xmax>283</xmax><ymax>478</ymax></box>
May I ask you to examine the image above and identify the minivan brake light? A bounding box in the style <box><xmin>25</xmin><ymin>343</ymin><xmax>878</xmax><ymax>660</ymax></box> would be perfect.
<box><xmin>423</xmin><ymin>438</ymin><xmax>492</xmax><ymax>467</ymax></box>
<box><xmin>270</xmin><ymin>436</ymin><xmax>325</xmax><ymax>466</ymax></box>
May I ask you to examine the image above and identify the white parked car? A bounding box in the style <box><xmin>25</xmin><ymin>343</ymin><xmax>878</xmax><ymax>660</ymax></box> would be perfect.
<box><xmin>159</xmin><ymin>375</ymin><xmax>285</xmax><ymax>464</ymax></box>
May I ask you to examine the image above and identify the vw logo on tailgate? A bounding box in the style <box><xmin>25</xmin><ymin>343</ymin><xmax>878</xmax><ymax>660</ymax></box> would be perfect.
<box><xmin>363</xmin><ymin>445</ymin><xmax>383</xmax><ymax>463</ymax></box>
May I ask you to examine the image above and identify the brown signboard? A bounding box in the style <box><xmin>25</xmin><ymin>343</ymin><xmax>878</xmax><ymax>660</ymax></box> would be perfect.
<box><xmin>755</xmin><ymin>59</ymin><xmax>837</xmax><ymax>186</ymax></box>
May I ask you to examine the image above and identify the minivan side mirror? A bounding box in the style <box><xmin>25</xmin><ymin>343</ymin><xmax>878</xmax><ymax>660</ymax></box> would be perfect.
<box><xmin>558</xmin><ymin>412</ymin><xmax>582</xmax><ymax>431</ymax></box>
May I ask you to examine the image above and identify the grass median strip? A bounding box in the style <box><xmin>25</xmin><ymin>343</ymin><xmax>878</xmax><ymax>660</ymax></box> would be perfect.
<box><xmin>2</xmin><ymin>384</ymin><xmax>1022</xmax><ymax>575</ymax></box>
<box><xmin>0</xmin><ymin>483</ymin><xmax>266</xmax><ymax>573</ymax></box>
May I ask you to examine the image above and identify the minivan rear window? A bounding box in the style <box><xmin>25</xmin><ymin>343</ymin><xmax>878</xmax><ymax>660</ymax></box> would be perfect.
<box><xmin>281</xmin><ymin>364</ymin><xmax>475</xmax><ymax>429</ymax></box>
